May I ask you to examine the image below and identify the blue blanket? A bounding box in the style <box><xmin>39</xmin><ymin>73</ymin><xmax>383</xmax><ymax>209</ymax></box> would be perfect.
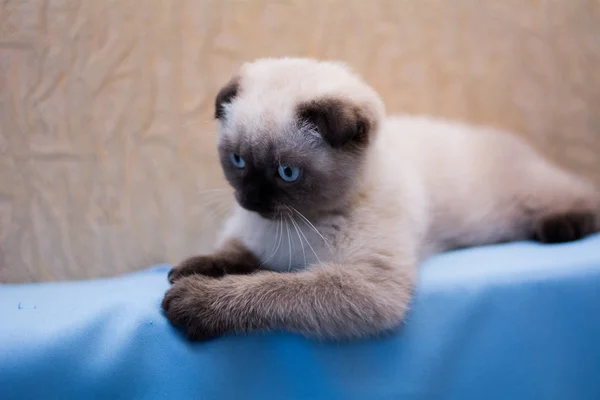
<box><xmin>2</xmin><ymin>235</ymin><xmax>600</xmax><ymax>400</ymax></box>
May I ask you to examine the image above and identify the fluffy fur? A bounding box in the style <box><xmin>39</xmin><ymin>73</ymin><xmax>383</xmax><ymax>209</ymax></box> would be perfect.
<box><xmin>163</xmin><ymin>57</ymin><xmax>600</xmax><ymax>341</ymax></box>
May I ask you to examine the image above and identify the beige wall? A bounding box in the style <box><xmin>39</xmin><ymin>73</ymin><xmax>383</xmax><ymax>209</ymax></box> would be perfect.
<box><xmin>1</xmin><ymin>0</ymin><xmax>599</xmax><ymax>282</ymax></box>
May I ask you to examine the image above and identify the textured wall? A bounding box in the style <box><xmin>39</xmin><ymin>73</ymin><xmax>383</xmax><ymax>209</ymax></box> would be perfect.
<box><xmin>1</xmin><ymin>0</ymin><xmax>599</xmax><ymax>282</ymax></box>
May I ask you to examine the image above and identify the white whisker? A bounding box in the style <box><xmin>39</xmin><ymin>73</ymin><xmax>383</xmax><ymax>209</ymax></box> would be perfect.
<box><xmin>286</xmin><ymin>207</ymin><xmax>322</xmax><ymax>265</ymax></box>
<box><xmin>285</xmin><ymin>218</ymin><xmax>292</xmax><ymax>272</ymax></box>
<box><xmin>290</xmin><ymin>215</ymin><xmax>307</xmax><ymax>268</ymax></box>
<box><xmin>288</xmin><ymin>205</ymin><xmax>334</xmax><ymax>254</ymax></box>
<box><xmin>196</xmin><ymin>189</ymin><xmax>233</xmax><ymax>199</ymax></box>
<box><xmin>193</xmin><ymin>194</ymin><xmax>234</xmax><ymax>217</ymax></box>
<box><xmin>260</xmin><ymin>218</ymin><xmax>283</xmax><ymax>267</ymax></box>
<box><xmin>195</xmin><ymin>189</ymin><xmax>233</xmax><ymax>205</ymax></box>
<box><xmin>261</xmin><ymin>218</ymin><xmax>281</xmax><ymax>265</ymax></box>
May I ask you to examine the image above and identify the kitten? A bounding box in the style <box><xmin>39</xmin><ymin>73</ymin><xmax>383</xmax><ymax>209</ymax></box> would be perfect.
<box><xmin>163</xmin><ymin>58</ymin><xmax>600</xmax><ymax>341</ymax></box>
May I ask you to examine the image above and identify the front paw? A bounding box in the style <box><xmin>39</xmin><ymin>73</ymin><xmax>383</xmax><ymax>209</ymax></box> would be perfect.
<box><xmin>161</xmin><ymin>276</ymin><xmax>227</xmax><ymax>341</ymax></box>
<box><xmin>168</xmin><ymin>255</ymin><xmax>226</xmax><ymax>283</ymax></box>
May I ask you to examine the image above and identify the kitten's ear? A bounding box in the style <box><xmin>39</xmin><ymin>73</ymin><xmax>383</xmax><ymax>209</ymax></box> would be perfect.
<box><xmin>297</xmin><ymin>97</ymin><xmax>374</xmax><ymax>149</ymax></box>
<box><xmin>214</xmin><ymin>77</ymin><xmax>240</xmax><ymax>120</ymax></box>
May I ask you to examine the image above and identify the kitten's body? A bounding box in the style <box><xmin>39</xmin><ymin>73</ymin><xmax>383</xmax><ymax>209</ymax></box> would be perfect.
<box><xmin>163</xmin><ymin>58</ymin><xmax>600</xmax><ymax>341</ymax></box>
<box><xmin>222</xmin><ymin>115</ymin><xmax>598</xmax><ymax>270</ymax></box>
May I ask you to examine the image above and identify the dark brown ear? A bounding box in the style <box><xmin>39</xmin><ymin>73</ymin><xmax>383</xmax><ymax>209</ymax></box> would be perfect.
<box><xmin>296</xmin><ymin>97</ymin><xmax>372</xmax><ymax>149</ymax></box>
<box><xmin>214</xmin><ymin>77</ymin><xmax>240</xmax><ymax>120</ymax></box>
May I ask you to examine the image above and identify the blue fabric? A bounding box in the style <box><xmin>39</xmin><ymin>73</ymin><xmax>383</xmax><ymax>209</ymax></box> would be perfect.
<box><xmin>1</xmin><ymin>235</ymin><xmax>600</xmax><ymax>400</ymax></box>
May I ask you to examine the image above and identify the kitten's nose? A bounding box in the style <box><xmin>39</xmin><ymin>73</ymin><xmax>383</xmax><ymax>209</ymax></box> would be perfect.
<box><xmin>239</xmin><ymin>188</ymin><xmax>271</xmax><ymax>214</ymax></box>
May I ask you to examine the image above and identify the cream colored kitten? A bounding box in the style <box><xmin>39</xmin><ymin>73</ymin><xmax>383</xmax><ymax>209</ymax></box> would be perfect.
<box><xmin>163</xmin><ymin>58</ymin><xmax>600</xmax><ymax>341</ymax></box>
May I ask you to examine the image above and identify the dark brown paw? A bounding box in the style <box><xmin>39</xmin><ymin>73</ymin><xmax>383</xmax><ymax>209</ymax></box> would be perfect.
<box><xmin>534</xmin><ymin>212</ymin><xmax>597</xmax><ymax>244</ymax></box>
<box><xmin>168</xmin><ymin>241</ymin><xmax>261</xmax><ymax>284</ymax></box>
<box><xmin>168</xmin><ymin>256</ymin><xmax>227</xmax><ymax>284</ymax></box>
<box><xmin>161</xmin><ymin>276</ymin><xmax>228</xmax><ymax>341</ymax></box>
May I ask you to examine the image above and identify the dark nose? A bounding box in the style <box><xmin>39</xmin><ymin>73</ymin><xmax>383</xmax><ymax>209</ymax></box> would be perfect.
<box><xmin>241</xmin><ymin>191</ymin><xmax>263</xmax><ymax>212</ymax></box>
<box><xmin>239</xmin><ymin>186</ymin><xmax>272</xmax><ymax>214</ymax></box>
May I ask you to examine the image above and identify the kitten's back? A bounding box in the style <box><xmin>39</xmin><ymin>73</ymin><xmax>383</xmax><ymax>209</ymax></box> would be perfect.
<box><xmin>374</xmin><ymin>115</ymin><xmax>599</xmax><ymax>252</ymax></box>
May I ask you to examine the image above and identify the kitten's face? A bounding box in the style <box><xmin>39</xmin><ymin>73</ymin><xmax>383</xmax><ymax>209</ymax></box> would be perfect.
<box><xmin>213</xmin><ymin>58</ymin><xmax>385</xmax><ymax>219</ymax></box>
<box><xmin>217</xmin><ymin>116</ymin><xmax>362</xmax><ymax>219</ymax></box>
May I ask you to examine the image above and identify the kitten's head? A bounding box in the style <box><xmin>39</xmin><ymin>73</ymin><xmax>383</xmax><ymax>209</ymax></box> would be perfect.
<box><xmin>214</xmin><ymin>58</ymin><xmax>385</xmax><ymax>219</ymax></box>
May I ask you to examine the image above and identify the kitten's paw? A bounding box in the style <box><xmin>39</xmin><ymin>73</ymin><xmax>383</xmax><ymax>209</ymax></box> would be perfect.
<box><xmin>168</xmin><ymin>256</ymin><xmax>226</xmax><ymax>283</ymax></box>
<box><xmin>534</xmin><ymin>211</ymin><xmax>597</xmax><ymax>244</ymax></box>
<box><xmin>161</xmin><ymin>276</ymin><xmax>226</xmax><ymax>341</ymax></box>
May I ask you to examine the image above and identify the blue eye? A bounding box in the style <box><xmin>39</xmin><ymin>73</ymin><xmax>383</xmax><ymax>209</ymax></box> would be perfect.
<box><xmin>230</xmin><ymin>152</ymin><xmax>245</xmax><ymax>169</ymax></box>
<box><xmin>278</xmin><ymin>165</ymin><xmax>301</xmax><ymax>182</ymax></box>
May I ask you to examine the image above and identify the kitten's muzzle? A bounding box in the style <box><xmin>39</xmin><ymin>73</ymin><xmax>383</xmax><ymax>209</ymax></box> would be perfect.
<box><xmin>236</xmin><ymin>190</ymin><xmax>276</xmax><ymax>218</ymax></box>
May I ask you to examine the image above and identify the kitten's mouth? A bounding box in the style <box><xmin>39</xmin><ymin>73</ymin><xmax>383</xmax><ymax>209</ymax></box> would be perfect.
<box><xmin>246</xmin><ymin>207</ymin><xmax>279</xmax><ymax>220</ymax></box>
<box><xmin>253</xmin><ymin>206</ymin><xmax>292</xmax><ymax>221</ymax></box>
<box><xmin>257</xmin><ymin>210</ymin><xmax>279</xmax><ymax>220</ymax></box>
<box><xmin>235</xmin><ymin>195</ymin><xmax>279</xmax><ymax>220</ymax></box>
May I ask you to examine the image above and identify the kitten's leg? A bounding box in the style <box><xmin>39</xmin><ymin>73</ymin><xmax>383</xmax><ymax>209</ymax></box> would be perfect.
<box><xmin>533</xmin><ymin>212</ymin><xmax>598</xmax><ymax>244</ymax></box>
<box><xmin>527</xmin><ymin>166</ymin><xmax>600</xmax><ymax>244</ymax></box>
<box><xmin>162</xmin><ymin>257</ymin><xmax>415</xmax><ymax>341</ymax></box>
<box><xmin>168</xmin><ymin>239</ymin><xmax>259</xmax><ymax>283</ymax></box>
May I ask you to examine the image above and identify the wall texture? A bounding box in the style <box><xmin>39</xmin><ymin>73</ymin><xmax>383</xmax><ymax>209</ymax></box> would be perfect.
<box><xmin>1</xmin><ymin>0</ymin><xmax>599</xmax><ymax>282</ymax></box>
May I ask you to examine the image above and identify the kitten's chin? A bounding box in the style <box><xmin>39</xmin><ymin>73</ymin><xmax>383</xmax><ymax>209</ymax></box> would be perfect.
<box><xmin>235</xmin><ymin>199</ymin><xmax>279</xmax><ymax>220</ymax></box>
<box><xmin>247</xmin><ymin>208</ymin><xmax>280</xmax><ymax>220</ymax></box>
<box><xmin>257</xmin><ymin>211</ymin><xmax>279</xmax><ymax>220</ymax></box>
